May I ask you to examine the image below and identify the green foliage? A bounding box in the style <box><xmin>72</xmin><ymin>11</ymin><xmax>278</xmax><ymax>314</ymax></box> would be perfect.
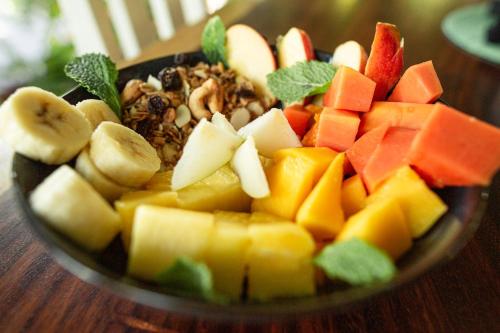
<box><xmin>314</xmin><ymin>238</ymin><xmax>397</xmax><ymax>286</ymax></box>
<box><xmin>201</xmin><ymin>16</ymin><xmax>228</xmax><ymax>67</ymax></box>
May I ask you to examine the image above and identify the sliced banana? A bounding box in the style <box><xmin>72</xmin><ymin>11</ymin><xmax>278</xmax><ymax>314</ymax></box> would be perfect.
<box><xmin>90</xmin><ymin>121</ymin><xmax>161</xmax><ymax>187</ymax></box>
<box><xmin>75</xmin><ymin>147</ymin><xmax>133</xmax><ymax>201</ymax></box>
<box><xmin>0</xmin><ymin>87</ymin><xmax>92</xmax><ymax>165</ymax></box>
<box><xmin>76</xmin><ymin>99</ymin><xmax>120</xmax><ymax>130</ymax></box>
<box><xmin>29</xmin><ymin>165</ymin><xmax>121</xmax><ymax>251</ymax></box>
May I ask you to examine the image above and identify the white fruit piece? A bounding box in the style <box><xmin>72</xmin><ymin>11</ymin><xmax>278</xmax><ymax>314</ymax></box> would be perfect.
<box><xmin>277</xmin><ymin>27</ymin><xmax>315</xmax><ymax>68</ymax></box>
<box><xmin>237</xmin><ymin>108</ymin><xmax>302</xmax><ymax>157</ymax></box>
<box><xmin>211</xmin><ymin>111</ymin><xmax>238</xmax><ymax>136</ymax></box>
<box><xmin>90</xmin><ymin>121</ymin><xmax>161</xmax><ymax>187</ymax></box>
<box><xmin>226</xmin><ymin>24</ymin><xmax>277</xmax><ymax>104</ymax></box>
<box><xmin>128</xmin><ymin>205</ymin><xmax>214</xmax><ymax>281</ymax></box>
<box><xmin>231</xmin><ymin>136</ymin><xmax>270</xmax><ymax>198</ymax></box>
<box><xmin>29</xmin><ymin>165</ymin><xmax>121</xmax><ymax>251</ymax></box>
<box><xmin>172</xmin><ymin>118</ymin><xmax>242</xmax><ymax>190</ymax></box>
<box><xmin>75</xmin><ymin>147</ymin><xmax>133</xmax><ymax>201</ymax></box>
<box><xmin>0</xmin><ymin>87</ymin><xmax>92</xmax><ymax>165</ymax></box>
<box><xmin>330</xmin><ymin>40</ymin><xmax>368</xmax><ymax>73</ymax></box>
<box><xmin>75</xmin><ymin>99</ymin><xmax>120</xmax><ymax>130</ymax></box>
<box><xmin>147</xmin><ymin>75</ymin><xmax>162</xmax><ymax>90</ymax></box>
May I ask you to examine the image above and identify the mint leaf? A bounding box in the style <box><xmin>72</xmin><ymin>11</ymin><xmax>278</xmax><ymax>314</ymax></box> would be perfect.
<box><xmin>201</xmin><ymin>16</ymin><xmax>227</xmax><ymax>66</ymax></box>
<box><xmin>64</xmin><ymin>53</ymin><xmax>121</xmax><ymax>118</ymax></box>
<box><xmin>156</xmin><ymin>257</ymin><xmax>226</xmax><ymax>302</ymax></box>
<box><xmin>266</xmin><ymin>60</ymin><xmax>336</xmax><ymax>104</ymax></box>
<box><xmin>314</xmin><ymin>238</ymin><xmax>396</xmax><ymax>286</ymax></box>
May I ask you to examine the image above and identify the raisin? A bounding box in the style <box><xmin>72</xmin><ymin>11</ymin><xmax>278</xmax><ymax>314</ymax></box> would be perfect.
<box><xmin>148</xmin><ymin>95</ymin><xmax>165</xmax><ymax>115</ymax></box>
<box><xmin>158</xmin><ymin>67</ymin><xmax>182</xmax><ymax>90</ymax></box>
<box><xmin>237</xmin><ymin>87</ymin><xmax>256</xmax><ymax>99</ymax></box>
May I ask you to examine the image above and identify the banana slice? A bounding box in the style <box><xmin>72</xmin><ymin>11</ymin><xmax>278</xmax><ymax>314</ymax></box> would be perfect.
<box><xmin>29</xmin><ymin>165</ymin><xmax>121</xmax><ymax>251</ymax></box>
<box><xmin>75</xmin><ymin>147</ymin><xmax>133</xmax><ymax>201</ymax></box>
<box><xmin>0</xmin><ymin>87</ymin><xmax>92</xmax><ymax>165</ymax></box>
<box><xmin>90</xmin><ymin>121</ymin><xmax>161</xmax><ymax>187</ymax></box>
<box><xmin>76</xmin><ymin>99</ymin><xmax>120</xmax><ymax>130</ymax></box>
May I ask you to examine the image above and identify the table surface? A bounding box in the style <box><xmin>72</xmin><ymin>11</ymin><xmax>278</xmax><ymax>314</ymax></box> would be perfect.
<box><xmin>1</xmin><ymin>0</ymin><xmax>499</xmax><ymax>332</ymax></box>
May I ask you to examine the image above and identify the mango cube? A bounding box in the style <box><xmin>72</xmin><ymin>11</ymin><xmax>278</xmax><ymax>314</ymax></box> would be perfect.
<box><xmin>296</xmin><ymin>153</ymin><xmax>345</xmax><ymax>240</ymax></box>
<box><xmin>177</xmin><ymin>165</ymin><xmax>251</xmax><ymax>212</ymax></box>
<box><xmin>252</xmin><ymin>148</ymin><xmax>337</xmax><ymax>220</ymax></box>
<box><xmin>337</xmin><ymin>198</ymin><xmax>412</xmax><ymax>259</ymax></box>
<box><xmin>205</xmin><ymin>221</ymin><xmax>250</xmax><ymax>299</ymax></box>
<box><xmin>115</xmin><ymin>191</ymin><xmax>178</xmax><ymax>251</ymax></box>
<box><xmin>367</xmin><ymin>166</ymin><xmax>447</xmax><ymax>237</ymax></box>
<box><xmin>128</xmin><ymin>206</ymin><xmax>214</xmax><ymax>281</ymax></box>
<box><xmin>247</xmin><ymin>223</ymin><xmax>316</xmax><ymax>300</ymax></box>
<box><xmin>341</xmin><ymin>174</ymin><xmax>367</xmax><ymax>217</ymax></box>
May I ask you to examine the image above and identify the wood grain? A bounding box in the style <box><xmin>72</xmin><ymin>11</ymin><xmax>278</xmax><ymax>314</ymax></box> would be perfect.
<box><xmin>1</xmin><ymin>0</ymin><xmax>499</xmax><ymax>332</ymax></box>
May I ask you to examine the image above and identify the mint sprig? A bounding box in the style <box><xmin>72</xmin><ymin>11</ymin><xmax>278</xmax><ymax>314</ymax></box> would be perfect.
<box><xmin>314</xmin><ymin>238</ymin><xmax>396</xmax><ymax>286</ymax></box>
<box><xmin>201</xmin><ymin>16</ymin><xmax>227</xmax><ymax>67</ymax></box>
<box><xmin>266</xmin><ymin>60</ymin><xmax>337</xmax><ymax>104</ymax></box>
<box><xmin>156</xmin><ymin>256</ymin><xmax>227</xmax><ymax>302</ymax></box>
<box><xmin>64</xmin><ymin>53</ymin><xmax>121</xmax><ymax>118</ymax></box>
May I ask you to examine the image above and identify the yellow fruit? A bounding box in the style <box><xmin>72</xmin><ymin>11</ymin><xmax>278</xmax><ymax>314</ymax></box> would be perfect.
<box><xmin>273</xmin><ymin>147</ymin><xmax>338</xmax><ymax>182</ymax></box>
<box><xmin>115</xmin><ymin>191</ymin><xmax>178</xmax><ymax>251</ymax></box>
<box><xmin>336</xmin><ymin>198</ymin><xmax>412</xmax><ymax>259</ymax></box>
<box><xmin>214</xmin><ymin>210</ymin><xmax>251</xmax><ymax>224</ymax></box>
<box><xmin>247</xmin><ymin>223</ymin><xmax>316</xmax><ymax>300</ymax></box>
<box><xmin>366</xmin><ymin>166</ymin><xmax>447</xmax><ymax>238</ymax></box>
<box><xmin>341</xmin><ymin>174</ymin><xmax>367</xmax><ymax>217</ymax></box>
<box><xmin>128</xmin><ymin>206</ymin><xmax>214</xmax><ymax>281</ymax></box>
<box><xmin>205</xmin><ymin>221</ymin><xmax>250</xmax><ymax>299</ymax></box>
<box><xmin>177</xmin><ymin>165</ymin><xmax>251</xmax><ymax>212</ymax></box>
<box><xmin>296</xmin><ymin>153</ymin><xmax>345</xmax><ymax>240</ymax></box>
<box><xmin>144</xmin><ymin>170</ymin><xmax>173</xmax><ymax>191</ymax></box>
<box><xmin>249</xmin><ymin>212</ymin><xmax>290</xmax><ymax>224</ymax></box>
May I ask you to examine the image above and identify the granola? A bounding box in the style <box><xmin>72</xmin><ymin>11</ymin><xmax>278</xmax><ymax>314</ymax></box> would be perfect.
<box><xmin>121</xmin><ymin>62</ymin><xmax>271</xmax><ymax>169</ymax></box>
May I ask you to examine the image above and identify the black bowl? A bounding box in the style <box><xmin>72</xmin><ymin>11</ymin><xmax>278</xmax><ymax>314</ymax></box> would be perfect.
<box><xmin>11</xmin><ymin>50</ymin><xmax>489</xmax><ymax>321</ymax></box>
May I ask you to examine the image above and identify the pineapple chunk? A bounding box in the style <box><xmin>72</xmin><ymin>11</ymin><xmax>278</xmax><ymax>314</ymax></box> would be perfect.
<box><xmin>249</xmin><ymin>212</ymin><xmax>290</xmax><ymax>224</ymax></box>
<box><xmin>177</xmin><ymin>165</ymin><xmax>251</xmax><ymax>212</ymax></box>
<box><xmin>128</xmin><ymin>206</ymin><xmax>214</xmax><ymax>281</ymax></box>
<box><xmin>205</xmin><ymin>222</ymin><xmax>250</xmax><ymax>299</ymax></box>
<box><xmin>336</xmin><ymin>198</ymin><xmax>412</xmax><ymax>259</ymax></box>
<box><xmin>366</xmin><ymin>166</ymin><xmax>447</xmax><ymax>237</ymax></box>
<box><xmin>144</xmin><ymin>170</ymin><xmax>173</xmax><ymax>191</ymax></box>
<box><xmin>214</xmin><ymin>210</ymin><xmax>251</xmax><ymax>224</ymax></box>
<box><xmin>115</xmin><ymin>191</ymin><xmax>178</xmax><ymax>251</ymax></box>
<box><xmin>247</xmin><ymin>223</ymin><xmax>316</xmax><ymax>300</ymax></box>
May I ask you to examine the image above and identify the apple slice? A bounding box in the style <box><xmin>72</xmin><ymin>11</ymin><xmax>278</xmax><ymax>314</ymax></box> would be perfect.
<box><xmin>211</xmin><ymin>112</ymin><xmax>239</xmax><ymax>136</ymax></box>
<box><xmin>277</xmin><ymin>27</ymin><xmax>315</xmax><ymax>68</ymax></box>
<box><xmin>172</xmin><ymin>118</ymin><xmax>242</xmax><ymax>190</ymax></box>
<box><xmin>231</xmin><ymin>136</ymin><xmax>270</xmax><ymax>199</ymax></box>
<box><xmin>226</xmin><ymin>24</ymin><xmax>277</xmax><ymax>105</ymax></box>
<box><xmin>237</xmin><ymin>108</ymin><xmax>302</xmax><ymax>157</ymax></box>
<box><xmin>330</xmin><ymin>40</ymin><xmax>368</xmax><ymax>73</ymax></box>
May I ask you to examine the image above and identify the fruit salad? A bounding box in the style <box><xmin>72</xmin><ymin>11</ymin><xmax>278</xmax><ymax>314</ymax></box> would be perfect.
<box><xmin>1</xmin><ymin>17</ymin><xmax>499</xmax><ymax>303</ymax></box>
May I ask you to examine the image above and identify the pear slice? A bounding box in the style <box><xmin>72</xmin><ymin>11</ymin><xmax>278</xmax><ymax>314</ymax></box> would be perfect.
<box><xmin>231</xmin><ymin>136</ymin><xmax>270</xmax><ymax>199</ymax></box>
<box><xmin>211</xmin><ymin>112</ymin><xmax>239</xmax><ymax>136</ymax></box>
<box><xmin>237</xmin><ymin>108</ymin><xmax>302</xmax><ymax>157</ymax></box>
<box><xmin>172</xmin><ymin>118</ymin><xmax>242</xmax><ymax>190</ymax></box>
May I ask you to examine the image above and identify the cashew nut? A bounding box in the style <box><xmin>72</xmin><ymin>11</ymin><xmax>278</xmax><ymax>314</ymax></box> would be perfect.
<box><xmin>188</xmin><ymin>78</ymin><xmax>224</xmax><ymax>120</ymax></box>
<box><xmin>121</xmin><ymin>79</ymin><xmax>144</xmax><ymax>106</ymax></box>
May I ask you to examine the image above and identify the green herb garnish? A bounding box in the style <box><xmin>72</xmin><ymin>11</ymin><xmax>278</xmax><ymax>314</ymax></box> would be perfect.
<box><xmin>201</xmin><ymin>15</ymin><xmax>228</xmax><ymax>66</ymax></box>
<box><xmin>156</xmin><ymin>256</ymin><xmax>226</xmax><ymax>302</ymax></box>
<box><xmin>314</xmin><ymin>238</ymin><xmax>397</xmax><ymax>286</ymax></box>
<box><xmin>64</xmin><ymin>53</ymin><xmax>121</xmax><ymax>118</ymax></box>
<box><xmin>266</xmin><ymin>60</ymin><xmax>337</xmax><ymax>104</ymax></box>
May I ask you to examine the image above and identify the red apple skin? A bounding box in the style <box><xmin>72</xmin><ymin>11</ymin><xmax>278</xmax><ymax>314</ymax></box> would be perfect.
<box><xmin>277</xmin><ymin>27</ymin><xmax>315</xmax><ymax>69</ymax></box>
<box><xmin>365</xmin><ymin>22</ymin><xmax>404</xmax><ymax>101</ymax></box>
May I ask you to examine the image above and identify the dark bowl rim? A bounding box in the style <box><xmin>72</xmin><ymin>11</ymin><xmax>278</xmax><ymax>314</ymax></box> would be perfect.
<box><xmin>11</xmin><ymin>49</ymin><xmax>490</xmax><ymax>322</ymax></box>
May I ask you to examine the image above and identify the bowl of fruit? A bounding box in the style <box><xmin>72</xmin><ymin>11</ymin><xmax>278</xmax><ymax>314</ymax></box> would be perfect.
<box><xmin>3</xmin><ymin>17</ymin><xmax>499</xmax><ymax>321</ymax></box>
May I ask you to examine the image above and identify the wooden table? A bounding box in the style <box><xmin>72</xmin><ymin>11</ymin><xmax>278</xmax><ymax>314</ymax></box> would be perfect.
<box><xmin>1</xmin><ymin>0</ymin><xmax>499</xmax><ymax>332</ymax></box>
